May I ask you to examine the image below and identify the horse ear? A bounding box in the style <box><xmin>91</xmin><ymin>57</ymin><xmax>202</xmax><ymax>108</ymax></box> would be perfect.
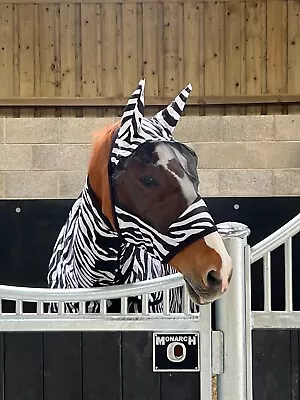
<box><xmin>152</xmin><ymin>84</ymin><xmax>192</xmax><ymax>136</ymax></box>
<box><xmin>118</xmin><ymin>79</ymin><xmax>145</xmax><ymax>141</ymax></box>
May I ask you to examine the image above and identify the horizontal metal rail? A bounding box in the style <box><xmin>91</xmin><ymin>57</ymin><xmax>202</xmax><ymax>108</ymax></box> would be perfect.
<box><xmin>251</xmin><ymin>213</ymin><xmax>300</xmax><ymax>263</ymax></box>
<box><xmin>252</xmin><ymin>311</ymin><xmax>300</xmax><ymax>329</ymax></box>
<box><xmin>0</xmin><ymin>273</ymin><xmax>183</xmax><ymax>302</ymax></box>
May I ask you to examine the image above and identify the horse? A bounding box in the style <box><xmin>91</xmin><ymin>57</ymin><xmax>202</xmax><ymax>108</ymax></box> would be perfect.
<box><xmin>48</xmin><ymin>80</ymin><xmax>232</xmax><ymax>313</ymax></box>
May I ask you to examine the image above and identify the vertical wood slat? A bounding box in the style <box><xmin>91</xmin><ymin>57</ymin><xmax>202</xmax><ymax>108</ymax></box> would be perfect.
<box><xmin>39</xmin><ymin>4</ymin><xmax>56</xmax><ymax>117</ymax></box>
<box><xmin>81</xmin><ymin>4</ymin><xmax>97</xmax><ymax>116</ymax></box>
<box><xmin>204</xmin><ymin>1</ymin><xmax>225</xmax><ymax>115</ymax></box>
<box><xmin>245</xmin><ymin>1</ymin><xmax>264</xmax><ymax>115</ymax></box>
<box><xmin>0</xmin><ymin>5</ymin><xmax>14</xmax><ymax>117</ymax></box>
<box><xmin>184</xmin><ymin>2</ymin><xmax>201</xmax><ymax>116</ymax></box>
<box><xmin>123</xmin><ymin>3</ymin><xmax>138</xmax><ymax>97</ymax></box>
<box><xmin>60</xmin><ymin>3</ymin><xmax>76</xmax><ymax>117</ymax></box>
<box><xmin>266</xmin><ymin>0</ymin><xmax>288</xmax><ymax>115</ymax></box>
<box><xmin>19</xmin><ymin>4</ymin><xmax>35</xmax><ymax>116</ymax></box>
<box><xmin>225</xmin><ymin>1</ymin><xmax>245</xmax><ymax>115</ymax></box>
<box><xmin>102</xmin><ymin>3</ymin><xmax>119</xmax><ymax>117</ymax></box>
<box><xmin>163</xmin><ymin>3</ymin><xmax>179</xmax><ymax>97</ymax></box>
<box><xmin>287</xmin><ymin>0</ymin><xmax>300</xmax><ymax>114</ymax></box>
<box><xmin>142</xmin><ymin>3</ymin><xmax>158</xmax><ymax>98</ymax></box>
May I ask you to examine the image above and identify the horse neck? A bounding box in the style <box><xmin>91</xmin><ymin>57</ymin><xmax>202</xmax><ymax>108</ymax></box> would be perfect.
<box><xmin>88</xmin><ymin>124</ymin><xmax>119</xmax><ymax>231</ymax></box>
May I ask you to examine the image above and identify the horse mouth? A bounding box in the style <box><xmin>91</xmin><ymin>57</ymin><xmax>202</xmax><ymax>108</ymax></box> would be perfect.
<box><xmin>184</xmin><ymin>278</ymin><xmax>220</xmax><ymax>306</ymax></box>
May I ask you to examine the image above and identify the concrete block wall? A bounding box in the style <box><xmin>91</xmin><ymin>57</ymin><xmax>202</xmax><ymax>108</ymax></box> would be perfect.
<box><xmin>0</xmin><ymin>115</ymin><xmax>299</xmax><ymax>199</ymax></box>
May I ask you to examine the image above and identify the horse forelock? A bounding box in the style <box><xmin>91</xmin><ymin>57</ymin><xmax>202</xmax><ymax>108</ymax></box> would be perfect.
<box><xmin>88</xmin><ymin>121</ymin><xmax>121</xmax><ymax>231</ymax></box>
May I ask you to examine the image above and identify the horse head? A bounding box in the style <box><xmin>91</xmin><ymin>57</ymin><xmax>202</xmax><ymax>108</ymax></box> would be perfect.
<box><xmin>89</xmin><ymin>80</ymin><xmax>232</xmax><ymax>306</ymax></box>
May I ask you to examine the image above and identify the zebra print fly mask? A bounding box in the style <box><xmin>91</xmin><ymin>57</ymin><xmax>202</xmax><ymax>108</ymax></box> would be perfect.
<box><xmin>48</xmin><ymin>79</ymin><xmax>217</xmax><ymax>313</ymax></box>
<box><xmin>109</xmin><ymin>79</ymin><xmax>217</xmax><ymax>268</ymax></box>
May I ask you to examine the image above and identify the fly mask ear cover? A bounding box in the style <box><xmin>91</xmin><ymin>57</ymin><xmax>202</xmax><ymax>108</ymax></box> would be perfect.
<box><xmin>109</xmin><ymin>79</ymin><xmax>218</xmax><ymax>263</ymax></box>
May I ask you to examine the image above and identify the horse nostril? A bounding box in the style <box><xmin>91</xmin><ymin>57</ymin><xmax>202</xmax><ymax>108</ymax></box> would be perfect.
<box><xmin>206</xmin><ymin>270</ymin><xmax>222</xmax><ymax>287</ymax></box>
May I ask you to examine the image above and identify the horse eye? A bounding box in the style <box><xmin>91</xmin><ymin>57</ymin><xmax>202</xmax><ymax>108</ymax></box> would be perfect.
<box><xmin>139</xmin><ymin>175</ymin><xmax>158</xmax><ymax>188</ymax></box>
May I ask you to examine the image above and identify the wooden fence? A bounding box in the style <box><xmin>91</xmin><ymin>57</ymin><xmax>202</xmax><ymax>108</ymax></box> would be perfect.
<box><xmin>0</xmin><ymin>0</ymin><xmax>300</xmax><ymax>116</ymax></box>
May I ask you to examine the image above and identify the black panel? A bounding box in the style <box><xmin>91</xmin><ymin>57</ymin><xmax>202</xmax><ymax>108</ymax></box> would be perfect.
<box><xmin>82</xmin><ymin>332</ymin><xmax>122</xmax><ymax>400</ymax></box>
<box><xmin>0</xmin><ymin>199</ymin><xmax>73</xmax><ymax>287</ymax></box>
<box><xmin>252</xmin><ymin>330</ymin><xmax>299</xmax><ymax>400</ymax></box>
<box><xmin>160</xmin><ymin>372</ymin><xmax>199</xmax><ymax>400</ymax></box>
<box><xmin>0</xmin><ymin>334</ymin><xmax>4</xmax><ymax>400</ymax></box>
<box><xmin>43</xmin><ymin>332</ymin><xmax>82</xmax><ymax>400</ymax></box>
<box><xmin>4</xmin><ymin>333</ymin><xmax>43</xmax><ymax>400</ymax></box>
<box><xmin>122</xmin><ymin>332</ymin><xmax>160</xmax><ymax>400</ymax></box>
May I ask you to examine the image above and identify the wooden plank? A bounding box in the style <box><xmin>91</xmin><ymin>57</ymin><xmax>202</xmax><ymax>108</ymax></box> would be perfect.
<box><xmin>33</xmin><ymin>3</ymin><xmax>41</xmax><ymax>117</ymax></box>
<box><xmin>13</xmin><ymin>3</ymin><xmax>20</xmax><ymax>117</ymax></box>
<box><xmin>288</xmin><ymin>0</ymin><xmax>300</xmax><ymax>114</ymax></box>
<box><xmin>102</xmin><ymin>3</ymin><xmax>119</xmax><ymax>116</ymax></box>
<box><xmin>225</xmin><ymin>1</ymin><xmax>244</xmax><ymax>115</ymax></box>
<box><xmin>184</xmin><ymin>2</ymin><xmax>201</xmax><ymax>116</ymax></box>
<box><xmin>18</xmin><ymin>4</ymin><xmax>35</xmax><ymax>116</ymax></box>
<box><xmin>0</xmin><ymin>0</ymin><xmax>289</xmax><ymax>4</ymax></box>
<box><xmin>0</xmin><ymin>5</ymin><xmax>14</xmax><ymax>117</ymax></box>
<box><xmin>96</xmin><ymin>4</ymin><xmax>103</xmax><ymax>116</ymax></box>
<box><xmin>245</xmin><ymin>1</ymin><xmax>265</xmax><ymax>115</ymax></box>
<box><xmin>122</xmin><ymin>3</ymin><xmax>138</xmax><ymax>97</ymax></box>
<box><xmin>44</xmin><ymin>332</ymin><xmax>82</xmax><ymax>400</ymax></box>
<box><xmin>81</xmin><ymin>4</ymin><xmax>98</xmax><ymax>116</ymax></box>
<box><xmin>39</xmin><ymin>4</ymin><xmax>56</xmax><ymax>116</ymax></box>
<box><xmin>266</xmin><ymin>0</ymin><xmax>288</xmax><ymax>114</ymax></box>
<box><xmin>163</xmin><ymin>3</ymin><xmax>179</xmax><ymax>98</ymax></box>
<box><xmin>2</xmin><ymin>94</ymin><xmax>300</xmax><ymax>107</ymax></box>
<box><xmin>60</xmin><ymin>3</ymin><xmax>76</xmax><ymax>117</ymax></box>
<box><xmin>143</xmin><ymin>3</ymin><xmax>158</xmax><ymax>97</ymax></box>
<box><xmin>54</xmin><ymin>4</ymin><xmax>61</xmax><ymax>117</ymax></box>
<box><xmin>204</xmin><ymin>1</ymin><xmax>225</xmax><ymax>115</ymax></box>
<box><xmin>122</xmin><ymin>332</ymin><xmax>160</xmax><ymax>400</ymax></box>
<box><xmin>82</xmin><ymin>332</ymin><xmax>122</xmax><ymax>400</ymax></box>
<box><xmin>4</xmin><ymin>333</ymin><xmax>43</xmax><ymax>400</ymax></box>
<box><xmin>75</xmin><ymin>3</ymin><xmax>82</xmax><ymax>117</ymax></box>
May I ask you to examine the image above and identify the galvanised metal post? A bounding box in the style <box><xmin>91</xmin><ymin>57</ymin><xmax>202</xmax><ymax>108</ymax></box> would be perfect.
<box><xmin>216</xmin><ymin>222</ymin><xmax>251</xmax><ymax>400</ymax></box>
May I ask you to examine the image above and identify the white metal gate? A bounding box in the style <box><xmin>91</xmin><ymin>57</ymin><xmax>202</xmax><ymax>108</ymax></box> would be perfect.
<box><xmin>0</xmin><ymin>215</ymin><xmax>299</xmax><ymax>399</ymax></box>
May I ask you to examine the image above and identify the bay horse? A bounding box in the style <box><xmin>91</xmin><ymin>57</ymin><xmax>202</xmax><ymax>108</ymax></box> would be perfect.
<box><xmin>48</xmin><ymin>80</ymin><xmax>232</xmax><ymax>312</ymax></box>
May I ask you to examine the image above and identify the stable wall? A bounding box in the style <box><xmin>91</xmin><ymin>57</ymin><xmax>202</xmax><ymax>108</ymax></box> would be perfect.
<box><xmin>0</xmin><ymin>115</ymin><xmax>299</xmax><ymax>199</ymax></box>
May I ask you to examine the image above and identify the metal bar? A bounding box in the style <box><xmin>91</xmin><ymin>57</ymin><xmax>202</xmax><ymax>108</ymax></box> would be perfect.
<box><xmin>183</xmin><ymin>284</ymin><xmax>191</xmax><ymax>315</ymax></box>
<box><xmin>57</xmin><ymin>302</ymin><xmax>64</xmax><ymax>315</ymax></box>
<box><xmin>142</xmin><ymin>294</ymin><xmax>149</xmax><ymax>315</ymax></box>
<box><xmin>37</xmin><ymin>301</ymin><xmax>43</xmax><ymax>315</ymax></box>
<box><xmin>121</xmin><ymin>297</ymin><xmax>128</xmax><ymax>315</ymax></box>
<box><xmin>200</xmin><ymin>305</ymin><xmax>212</xmax><ymax>400</ymax></box>
<box><xmin>251</xmin><ymin>213</ymin><xmax>300</xmax><ymax>263</ymax></box>
<box><xmin>78</xmin><ymin>301</ymin><xmax>85</xmax><ymax>315</ymax></box>
<box><xmin>100</xmin><ymin>300</ymin><xmax>107</xmax><ymax>315</ymax></box>
<box><xmin>0</xmin><ymin>273</ymin><xmax>184</xmax><ymax>302</ymax></box>
<box><xmin>163</xmin><ymin>290</ymin><xmax>170</xmax><ymax>316</ymax></box>
<box><xmin>16</xmin><ymin>300</ymin><xmax>22</xmax><ymax>315</ymax></box>
<box><xmin>252</xmin><ymin>312</ymin><xmax>300</xmax><ymax>329</ymax></box>
<box><xmin>2</xmin><ymin>94</ymin><xmax>300</xmax><ymax>107</ymax></box>
<box><xmin>285</xmin><ymin>238</ymin><xmax>293</xmax><ymax>312</ymax></box>
<box><xmin>263</xmin><ymin>253</ymin><xmax>272</xmax><ymax>312</ymax></box>
<box><xmin>0</xmin><ymin>316</ymin><xmax>201</xmax><ymax>332</ymax></box>
<box><xmin>244</xmin><ymin>245</ymin><xmax>253</xmax><ymax>400</ymax></box>
<box><xmin>215</xmin><ymin>223</ymin><xmax>250</xmax><ymax>400</ymax></box>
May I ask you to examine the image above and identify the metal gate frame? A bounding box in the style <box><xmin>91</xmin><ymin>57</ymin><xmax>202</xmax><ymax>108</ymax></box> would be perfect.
<box><xmin>0</xmin><ymin>215</ymin><xmax>299</xmax><ymax>400</ymax></box>
<box><xmin>217</xmin><ymin>213</ymin><xmax>300</xmax><ymax>400</ymax></box>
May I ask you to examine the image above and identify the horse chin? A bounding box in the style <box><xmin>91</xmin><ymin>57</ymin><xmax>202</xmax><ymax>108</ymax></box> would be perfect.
<box><xmin>184</xmin><ymin>279</ymin><xmax>220</xmax><ymax>306</ymax></box>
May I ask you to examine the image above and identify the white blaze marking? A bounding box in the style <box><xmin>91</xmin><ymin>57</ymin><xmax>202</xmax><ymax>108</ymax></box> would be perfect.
<box><xmin>155</xmin><ymin>144</ymin><xmax>196</xmax><ymax>204</ymax></box>
<box><xmin>204</xmin><ymin>231</ymin><xmax>232</xmax><ymax>291</ymax></box>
